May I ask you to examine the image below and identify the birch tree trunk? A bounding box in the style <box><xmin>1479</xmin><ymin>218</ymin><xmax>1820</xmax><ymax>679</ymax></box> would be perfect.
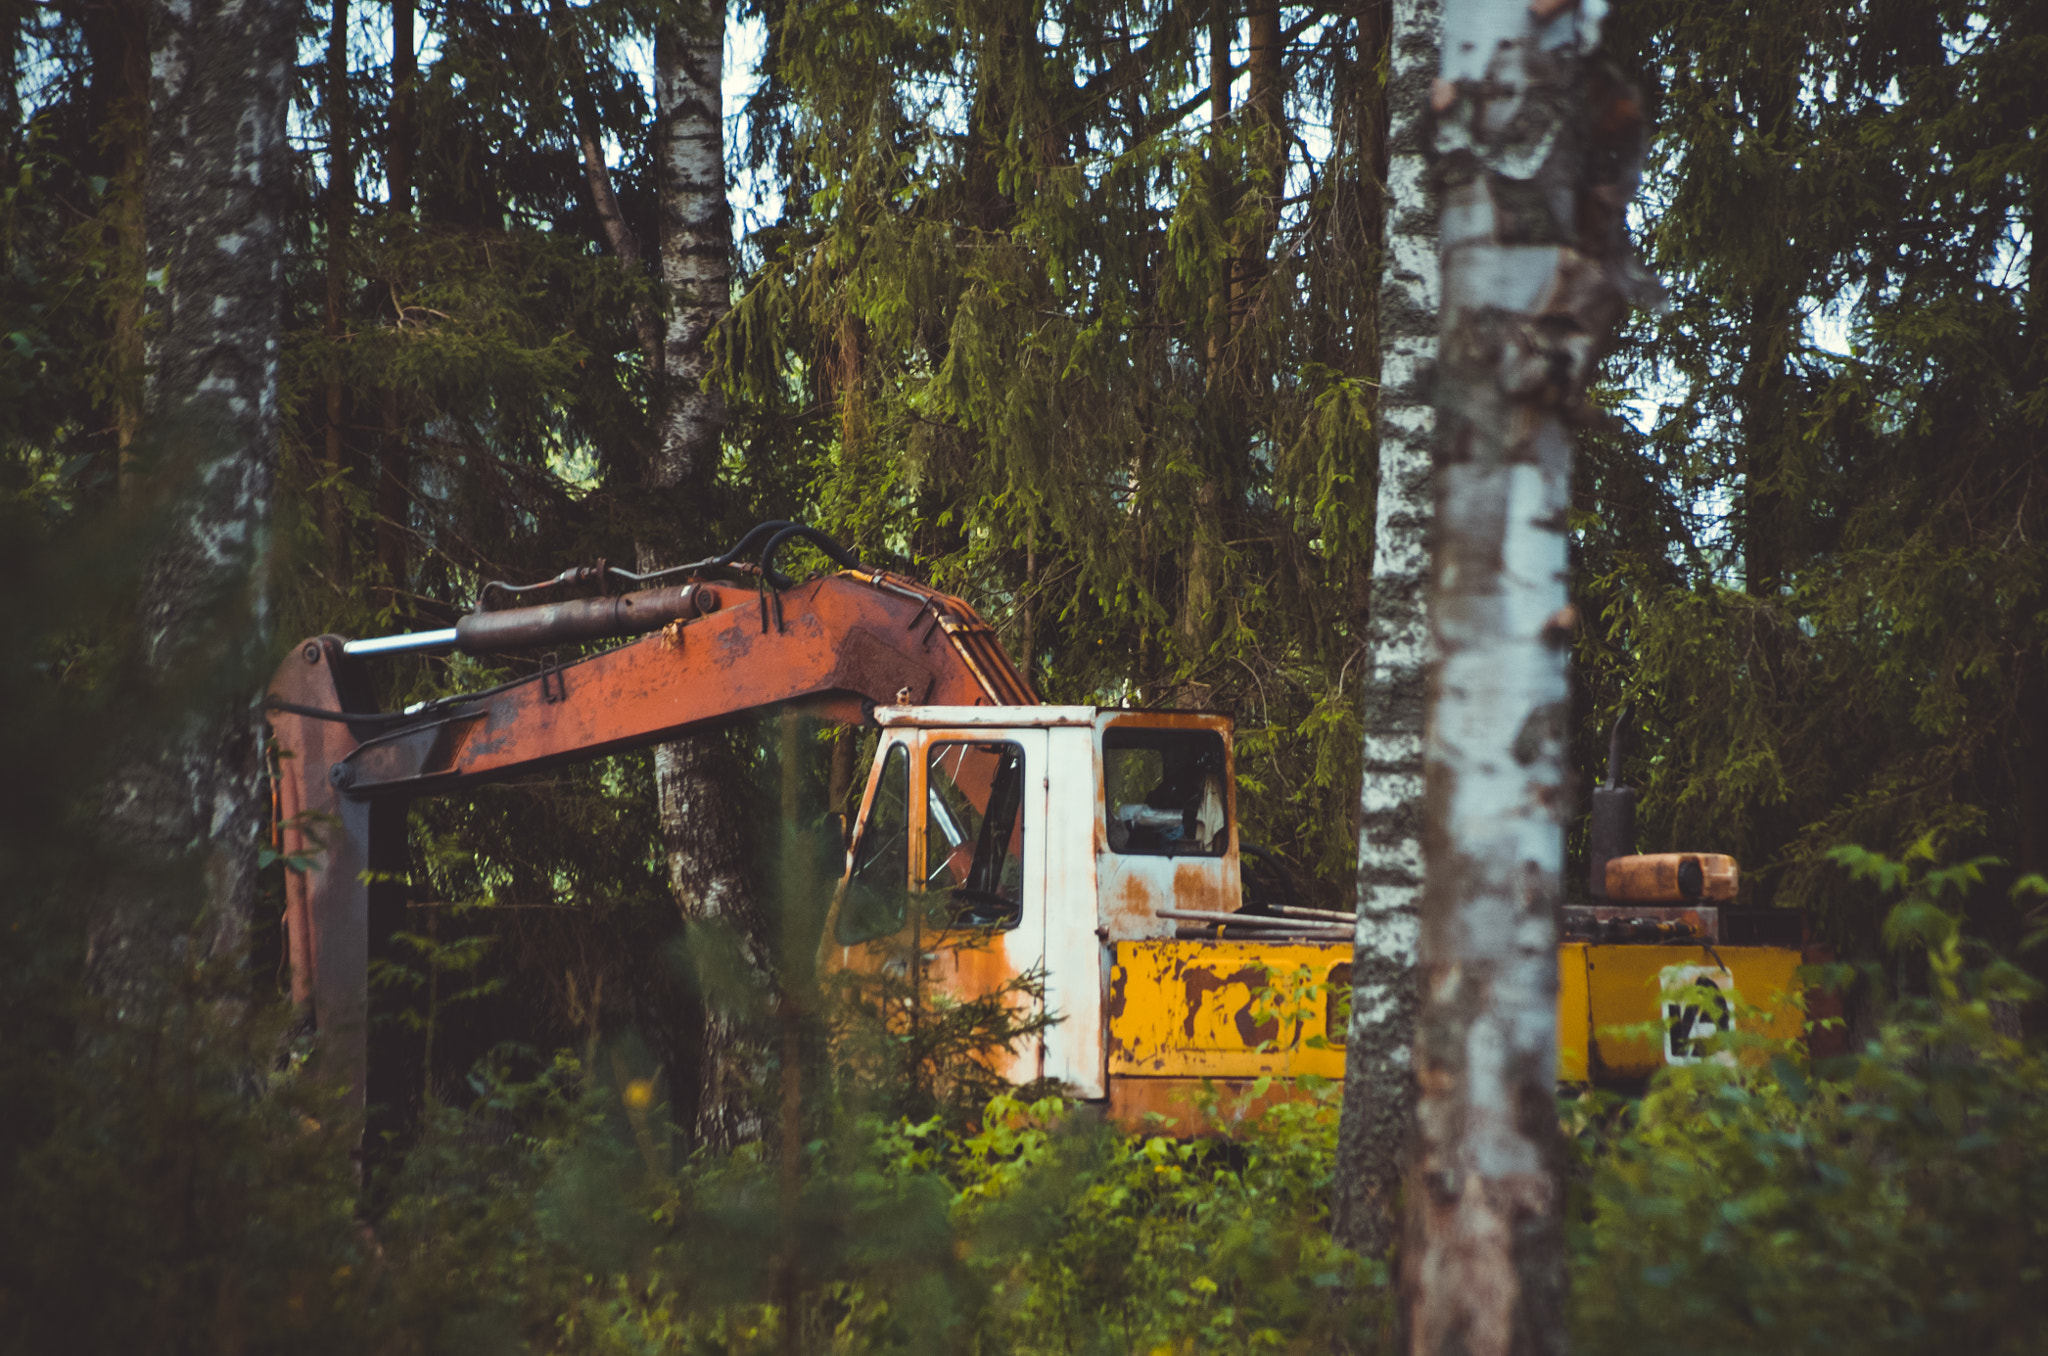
<box><xmin>91</xmin><ymin>0</ymin><xmax>293</xmax><ymax>1004</ymax></box>
<box><xmin>1405</xmin><ymin>1</ymin><xmax>1650</xmax><ymax>1350</ymax></box>
<box><xmin>649</xmin><ymin>2</ymin><xmax>769</xmax><ymax>1154</ymax></box>
<box><xmin>1333</xmin><ymin>0</ymin><xmax>1438</xmax><ymax>1262</ymax></box>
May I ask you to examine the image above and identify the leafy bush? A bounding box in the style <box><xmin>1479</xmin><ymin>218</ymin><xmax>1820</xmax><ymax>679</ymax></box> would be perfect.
<box><xmin>389</xmin><ymin>1072</ymin><xmax>1383</xmax><ymax>1354</ymax></box>
<box><xmin>1570</xmin><ymin>847</ymin><xmax>2048</xmax><ymax>1356</ymax></box>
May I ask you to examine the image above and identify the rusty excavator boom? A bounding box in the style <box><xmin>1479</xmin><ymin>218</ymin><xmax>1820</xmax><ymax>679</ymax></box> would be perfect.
<box><xmin>269</xmin><ymin>523</ymin><xmax>1032</xmax><ymax>1113</ymax></box>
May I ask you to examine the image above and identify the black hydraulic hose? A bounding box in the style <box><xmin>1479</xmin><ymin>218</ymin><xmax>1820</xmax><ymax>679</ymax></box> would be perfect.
<box><xmin>266</xmin><ymin>668</ymin><xmax>538</xmax><ymax>726</ymax></box>
<box><xmin>595</xmin><ymin>520</ymin><xmax>856</xmax><ymax>593</ymax></box>
<box><xmin>712</xmin><ymin>519</ymin><xmax>802</xmax><ymax>568</ymax></box>
<box><xmin>758</xmin><ymin>523</ymin><xmax>862</xmax><ymax>588</ymax></box>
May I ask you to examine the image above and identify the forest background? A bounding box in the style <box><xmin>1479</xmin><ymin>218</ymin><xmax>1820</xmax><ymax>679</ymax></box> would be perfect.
<box><xmin>2</xmin><ymin>0</ymin><xmax>2046</xmax><ymax>1351</ymax></box>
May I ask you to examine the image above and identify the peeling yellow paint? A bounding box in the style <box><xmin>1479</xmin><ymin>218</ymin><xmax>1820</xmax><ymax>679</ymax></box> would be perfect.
<box><xmin>1107</xmin><ymin>938</ymin><xmax>1804</xmax><ymax>1092</ymax></box>
<box><xmin>1108</xmin><ymin>941</ymin><xmax>1349</xmax><ymax>1080</ymax></box>
<box><xmin>1584</xmin><ymin>944</ymin><xmax>1806</xmax><ymax>1080</ymax></box>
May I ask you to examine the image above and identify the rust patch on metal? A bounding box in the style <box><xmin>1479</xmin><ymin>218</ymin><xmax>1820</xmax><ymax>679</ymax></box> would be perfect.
<box><xmin>1106</xmin><ymin>867</ymin><xmax>1163</xmax><ymax>937</ymax></box>
<box><xmin>926</xmin><ymin>933</ymin><xmax>1016</xmax><ymax>997</ymax></box>
<box><xmin>1170</xmin><ymin>859</ymin><xmax>1231</xmax><ymax>915</ymax></box>
<box><xmin>1105</xmin><ymin>1076</ymin><xmax>1324</xmax><ymax>1136</ymax></box>
<box><xmin>1177</xmin><ymin>963</ymin><xmax>1272</xmax><ymax>1046</ymax></box>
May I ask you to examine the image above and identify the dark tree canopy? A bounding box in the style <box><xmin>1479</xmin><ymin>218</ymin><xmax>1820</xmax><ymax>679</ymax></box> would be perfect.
<box><xmin>1579</xmin><ymin>0</ymin><xmax>2047</xmax><ymax>956</ymax></box>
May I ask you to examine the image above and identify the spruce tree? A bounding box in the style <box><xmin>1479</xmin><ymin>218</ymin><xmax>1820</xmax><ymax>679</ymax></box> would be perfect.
<box><xmin>726</xmin><ymin>0</ymin><xmax>1387</xmax><ymax>895</ymax></box>
<box><xmin>1578</xmin><ymin>0</ymin><xmax>2048</xmax><ymax>962</ymax></box>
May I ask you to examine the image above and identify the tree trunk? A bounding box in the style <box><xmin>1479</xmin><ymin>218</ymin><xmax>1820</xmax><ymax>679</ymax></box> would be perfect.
<box><xmin>376</xmin><ymin>0</ymin><xmax>415</xmax><ymax>599</ymax></box>
<box><xmin>1182</xmin><ymin>2</ymin><xmax>1235</xmax><ymax>668</ymax></box>
<box><xmin>653</xmin><ymin>6</ymin><xmax>730</xmax><ymax>491</ymax></box>
<box><xmin>1244</xmin><ymin>0</ymin><xmax>1283</xmax><ymax>296</ymax></box>
<box><xmin>1404</xmin><ymin>2</ymin><xmax>1647</xmax><ymax>1351</ymax></box>
<box><xmin>1333</xmin><ymin>0</ymin><xmax>1437</xmax><ymax>1263</ymax></box>
<box><xmin>1734</xmin><ymin>22</ymin><xmax>1801</xmax><ymax>599</ymax></box>
<box><xmin>75</xmin><ymin>0</ymin><xmax>152</xmax><ymax>488</ymax></box>
<box><xmin>91</xmin><ymin>0</ymin><xmax>294</xmax><ymax>1002</ymax></box>
<box><xmin>650</xmin><ymin>2</ymin><xmax>767</xmax><ymax>1154</ymax></box>
<box><xmin>548</xmin><ymin>0</ymin><xmax>759</xmax><ymax>1149</ymax></box>
<box><xmin>324</xmin><ymin>0</ymin><xmax>353</xmax><ymax>565</ymax></box>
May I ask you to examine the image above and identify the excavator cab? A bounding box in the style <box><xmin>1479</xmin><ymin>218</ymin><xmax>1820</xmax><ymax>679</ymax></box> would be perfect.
<box><xmin>821</xmin><ymin>706</ymin><xmax>1254</xmax><ymax>1106</ymax></box>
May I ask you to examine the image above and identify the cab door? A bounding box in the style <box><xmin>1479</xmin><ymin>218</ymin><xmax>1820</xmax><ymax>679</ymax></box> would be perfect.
<box><xmin>823</xmin><ymin>727</ymin><xmax>1050</xmax><ymax>1089</ymax></box>
<box><xmin>915</xmin><ymin>728</ymin><xmax>1050</xmax><ymax>1087</ymax></box>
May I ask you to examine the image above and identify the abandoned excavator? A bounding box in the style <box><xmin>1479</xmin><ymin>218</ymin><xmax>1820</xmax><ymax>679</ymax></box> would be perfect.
<box><xmin>267</xmin><ymin>522</ymin><xmax>1822</xmax><ymax>1130</ymax></box>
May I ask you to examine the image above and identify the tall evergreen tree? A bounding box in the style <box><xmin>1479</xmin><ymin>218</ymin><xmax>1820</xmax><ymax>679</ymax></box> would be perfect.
<box><xmin>725</xmin><ymin>0</ymin><xmax>1386</xmax><ymax>895</ymax></box>
<box><xmin>1577</xmin><ymin>0</ymin><xmax>2048</xmax><ymax>964</ymax></box>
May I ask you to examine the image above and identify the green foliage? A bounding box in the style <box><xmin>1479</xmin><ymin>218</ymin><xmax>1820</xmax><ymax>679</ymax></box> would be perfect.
<box><xmin>1572</xmin><ymin>854</ymin><xmax>2048</xmax><ymax>1356</ymax></box>
<box><xmin>948</xmin><ymin>1089</ymin><xmax>1385</xmax><ymax>1354</ymax></box>
<box><xmin>11</xmin><ymin>0</ymin><xmax>2048</xmax><ymax>1348</ymax></box>
<box><xmin>724</xmin><ymin>0</ymin><xmax>1388</xmax><ymax>897</ymax></box>
<box><xmin>825</xmin><ymin>943</ymin><xmax>1057</xmax><ymax>1133</ymax></box>
<box><xmin>1577</xmin><ymin>0</ymin><xmax>2048</xmax><ymax>961</ymax></box>
<box><xmin>341</xmin><ymin>1071</ymin><xmax>1382</xmax><ymax>1354</ymax></box>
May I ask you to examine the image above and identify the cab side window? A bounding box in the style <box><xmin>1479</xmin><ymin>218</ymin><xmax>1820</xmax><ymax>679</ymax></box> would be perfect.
<box><xmin>1103</xmin><ymin>729</ymin><xmax>1228</xmax><ymax>857</ymax></box>
<box><xmin>836</xmin><ymin>743</ymin><xmax>910</xmax><ymax>944</ymax></box>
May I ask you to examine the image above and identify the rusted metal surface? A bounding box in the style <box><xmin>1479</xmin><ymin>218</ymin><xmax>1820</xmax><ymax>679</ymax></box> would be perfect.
<box><xmin>277</xmin><ymin>545</ymin><xmax>1816</xmax><ymax>1127</ymax></box>
<box><xmin>819</xmin><ymin>726</ymin><xmax>1054</xmax><ymax>1089</ymax></box>
<box><xmin>270</xmin><ymin>559</ymin><xmax>1039</xmax><ymax>1110</ymax></box>
<box><xmin>1105</xmin><ymin>1076</ymin><xmax>1323</xmax><ymax>1136</ymax></box>
<box><xmin>452</xmin><ymin>582</ymin><xmax>706</xmax><ymax>653</ymax></box>
<box><xmin>1605</xmin><ymin>852</ymin><xmax>1739</xmax><ymax>903</ymax></box>
<box><xmin>1105</xmin><ymin>940</ymin><xmax>1349</xmax><ymax>1080</ymax></box>
<box><xmin>1091</xmin><ymin>711</ymin><xmax>1239</xmax><ymax>942</ymax></box>
<box><xmin>1561</xmin><ymin>904</ymin><xmax>1718</xmax><ymax>944</ymax></box>
<box><xmin>873</xmin><ymin>705</ymin><xmax>1097</xmax><ymax>727</ymax></box>
<box><xmin>1100</xmin><ymin>934</ymin><xmax>1807</xmax><ymax>1101</ymax></box>
<box><xmin>912</xmin><ymin>727</ymin><xmax>1049</xmax><ymax>1088</ymax></box>
<box><xmin>313</xmin><ymin>574</ymin><xmax>1028</xmax><ymax>799</ymax></box>
<box><xmin>267</xmin><ymin>636</ymin><xmax>391</xmax><ymax>1114</ymax></box>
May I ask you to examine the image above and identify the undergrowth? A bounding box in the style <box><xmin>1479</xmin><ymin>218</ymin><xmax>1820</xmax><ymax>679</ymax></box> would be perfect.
<box><xmin>8</xmin><ymin>837</ymin><xmax>2047</xmax><ymax>1352</ymax></box>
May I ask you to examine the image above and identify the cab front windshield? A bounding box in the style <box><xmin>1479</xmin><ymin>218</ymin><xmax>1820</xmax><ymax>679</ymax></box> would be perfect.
<box><xmin>835</xmin><ymin>738</ymin><xmax>1027</xmax><ymax>945</ymax></box>
<box><xmin>925</xmin><ymin>740</ymin><xmax>1025</xmax><ymax>930</ymax></box>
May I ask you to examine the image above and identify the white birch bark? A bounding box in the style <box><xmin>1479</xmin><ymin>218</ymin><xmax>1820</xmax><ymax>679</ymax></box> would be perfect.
<box><xmin>1407</xmin><ymin>0</ymin><xmax>1650</xmax><ymax>1350</ymax></box>
<box><xmin>653</xmin><ymin>7</ymin><xmax>730</xmax><ymax>490</ymax></box>
<box><xmin>1333</xmin><ymin>0</ymin><xmax>1439</xmax><ymax>1260</ymax></box>
<box><xmin>91</xmin><ymin>0</ymin><xmax>294</xmax><ymax>1005</ymax></box>
<box><xmin>647</xmin><ymin>2</ymin><xmax>767</xmax><ymax>1153</ymax></box>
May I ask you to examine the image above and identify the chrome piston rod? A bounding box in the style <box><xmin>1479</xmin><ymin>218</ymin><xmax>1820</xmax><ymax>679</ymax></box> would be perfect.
<box><xmin>343</xmin><ymin>628</ymin><xmax>460</xmax><ymax>656</ymax></box>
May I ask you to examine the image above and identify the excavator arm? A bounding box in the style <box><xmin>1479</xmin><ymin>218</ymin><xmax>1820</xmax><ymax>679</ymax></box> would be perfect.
<box><xmin>266</xmin><ymin>526</ymin><xmax>1034</xmax><ymax>1113</ymax></box>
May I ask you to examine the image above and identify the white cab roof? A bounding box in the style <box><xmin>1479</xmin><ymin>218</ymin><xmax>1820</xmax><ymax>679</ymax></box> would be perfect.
<box><xmin>873</xmin><ymin>704</ymin><xmax>1099</xmax><ymax>728</ymax></box>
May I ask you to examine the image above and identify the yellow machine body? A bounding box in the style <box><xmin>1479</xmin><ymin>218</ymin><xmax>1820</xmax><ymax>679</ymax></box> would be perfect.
<box><xmin>822</xmin><ymin>706</ymin><xmax>1811</xmax><ymax>1129</ymax></box>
